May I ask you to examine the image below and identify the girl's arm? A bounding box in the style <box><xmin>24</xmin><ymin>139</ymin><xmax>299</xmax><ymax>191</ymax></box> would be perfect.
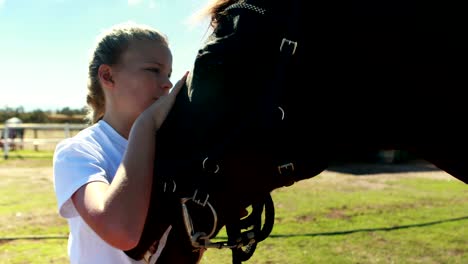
<box><xmin>71</xmin><ymin>72</ymin><xmax>187</xmax><ymax>250</ymax></box>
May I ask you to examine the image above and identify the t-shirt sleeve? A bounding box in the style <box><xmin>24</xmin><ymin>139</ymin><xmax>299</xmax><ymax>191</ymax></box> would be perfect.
<box><xmin>53</xmin><ymin>139</ymin><xmax>110</xmax><ymax>218</ymax></box>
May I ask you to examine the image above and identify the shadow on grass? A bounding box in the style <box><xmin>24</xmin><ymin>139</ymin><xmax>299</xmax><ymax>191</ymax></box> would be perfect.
<box><xmin>272</xmin><ymin>216</ymin><xmax>468</xmax><ymax>238</ymax></box>
<box><xmin>215</xmin><ymin>216</ymin><xmax>468</xmax><ymax>240</ymax></box>
<box><xmin>3</xmin><ymin>154</ymin><xmax>25</xmax><ymax>160</ymax></box>
<box><xmin>327</xmin><ymin>161</ymin><xmax>441</xmax><ymax>175</ymax></box>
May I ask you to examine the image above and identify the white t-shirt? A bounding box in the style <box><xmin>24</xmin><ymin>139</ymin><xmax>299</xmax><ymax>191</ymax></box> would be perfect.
<box><xmin>53</xmin><ymin>120</ymin><xmax>160</xmax><ymax>264</ymax></box>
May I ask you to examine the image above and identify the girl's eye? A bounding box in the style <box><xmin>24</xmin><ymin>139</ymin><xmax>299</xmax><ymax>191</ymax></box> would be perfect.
<box><xmin>147</xmin><ymin>68</ymin><xmax>160</xmax><ymax>74</ymax></box>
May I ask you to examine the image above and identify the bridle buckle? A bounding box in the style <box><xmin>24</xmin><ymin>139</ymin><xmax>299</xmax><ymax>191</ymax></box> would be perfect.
<box><xmin>278</xmin><ymin>162</ymin><xmax>295</xmax><ymax>175</ymax></box>
<box><xmin>280</xmin><ymin>38</ymin><xmax>298</xmax><ymax>55</ymax></box>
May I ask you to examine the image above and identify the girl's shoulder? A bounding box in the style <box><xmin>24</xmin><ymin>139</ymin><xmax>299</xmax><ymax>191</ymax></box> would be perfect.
<box><xmin>54</xmin><ymin>123</ymin><xmax>106</xmax><ymax>156</ymax></box>
<box><xmin>54</xmin><ymin>120</ymin><xmax>126</xmax><ymax>160</ymax></box>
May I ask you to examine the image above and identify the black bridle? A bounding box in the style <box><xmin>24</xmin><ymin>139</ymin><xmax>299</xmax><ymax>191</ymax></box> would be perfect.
<box><xmin>220</xmin><ymin>1</ymin><xmax>302</xmax><ymax>263</ymax></box>
<box><xmin>173</xmin><ymin>1</ymin><xmax>304</xmax><ymax>263</ymax></box>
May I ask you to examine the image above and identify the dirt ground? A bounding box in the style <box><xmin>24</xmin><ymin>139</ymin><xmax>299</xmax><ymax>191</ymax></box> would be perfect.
<box><xmin>0</xmin><ymin>160</ymin><xmax>53</xmax><ymax>184</ymax></box>
<box><xmin>0</xmin><ymin>166</ymin><xmax>53</xmax><ymax>177</ymax></box>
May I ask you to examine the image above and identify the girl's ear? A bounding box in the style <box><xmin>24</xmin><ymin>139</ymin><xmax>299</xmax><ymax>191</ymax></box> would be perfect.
<box><xmin>98</xmin><ymin>64</ymin><xmax>115</xmax><ymax>89</ymax></box>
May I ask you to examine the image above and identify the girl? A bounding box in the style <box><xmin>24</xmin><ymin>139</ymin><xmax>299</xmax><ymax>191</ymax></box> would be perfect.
<box><xmin>53</xmin><ymin>21</ymin><xmax>188</xmax><ymax>263</ymax></box>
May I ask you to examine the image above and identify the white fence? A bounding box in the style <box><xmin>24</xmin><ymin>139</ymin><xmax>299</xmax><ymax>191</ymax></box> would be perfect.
<box><xmin>1</xmin><ymin>123</ymin><xmax>88</xmax><ymax>159</ymax></box>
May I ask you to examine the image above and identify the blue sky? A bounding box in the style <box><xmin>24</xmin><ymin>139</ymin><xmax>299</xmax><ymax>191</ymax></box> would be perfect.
<box><xmin>0</xmin><ymin>0</ymin><xmax>212</xmax><ymax>111</ymax></box>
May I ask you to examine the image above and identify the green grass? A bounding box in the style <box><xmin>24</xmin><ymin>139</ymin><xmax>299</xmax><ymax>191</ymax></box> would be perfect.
<box><xmin>1</xmin><ymin>149</ymin><xmax>54</xmax><ymax>159</ymax></box>
<box><xmin>202</xmin><ymin>173</ymin><xmax>467</xmax><ymax>263</ymax></box>
<box><xmin>0</xmin><ymin>150</ymin><xmax>54</xmax><ymax>167</ymax></box>
<box><xmin>0</xmin><ymin>158</ymin><xmax>466</xmax><ymax>264</ymax></box>
<box><xmin>0</xmin><ymin>153</ymin><xmax>69</xmax><ymax>263</ymax></box>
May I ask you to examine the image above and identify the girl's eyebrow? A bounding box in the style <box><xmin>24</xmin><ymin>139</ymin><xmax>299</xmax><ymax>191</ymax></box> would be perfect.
<box><xmin>142</xmin><ymin>61</ymin><xmax>163</xmax><ymax>66</ymax></box>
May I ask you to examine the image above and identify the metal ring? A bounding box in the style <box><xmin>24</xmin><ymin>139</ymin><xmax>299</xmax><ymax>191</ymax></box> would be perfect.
<box><xmin>181</xmin><ymin>197</ymin><xmax>218</xmax><ymax>244</ymax></box>
<box><xmin>278</xmin><ymin>106</ymin><xmax>285</xmax><ymax>120</ymax></box>
<box><xmin>202</xmin><ymin>157</ymin><xmax>220</xmax><ymax>174</ymax></box>
<box><xmin>163</xmin><ymin>180</ymin><xmax>177</xmax><ymax>193</ymax></box>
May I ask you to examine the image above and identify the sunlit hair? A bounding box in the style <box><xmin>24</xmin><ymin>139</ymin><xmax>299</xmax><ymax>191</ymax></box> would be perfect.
<box><xmin>86</xmin><ymin>21</ymin><xmax>169</xmax><ymax>124</ymax></box>
<box><xmin>200</xmin><ymin>0</ymin><xmax>240</xmax><ymax>27</ymax></box>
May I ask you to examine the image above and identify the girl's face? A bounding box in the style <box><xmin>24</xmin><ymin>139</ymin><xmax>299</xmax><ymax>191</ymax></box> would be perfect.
<box><xmin>111</xmin><ymin>39</ymin><xmax>173</xmax><ymax>122</ymax></box>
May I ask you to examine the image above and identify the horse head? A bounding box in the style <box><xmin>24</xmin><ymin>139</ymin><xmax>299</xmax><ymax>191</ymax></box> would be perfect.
<box><xmin>126</xmin><ymin>0</ymin><xmax>467</xmax><ymax>263</ymax></box>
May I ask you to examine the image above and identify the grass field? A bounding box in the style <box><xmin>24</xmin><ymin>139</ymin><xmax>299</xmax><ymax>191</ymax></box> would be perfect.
<box><xmin>0</xmin><ymin>151</ymin><xmax>467</xmax><ymax>263</ymax></box>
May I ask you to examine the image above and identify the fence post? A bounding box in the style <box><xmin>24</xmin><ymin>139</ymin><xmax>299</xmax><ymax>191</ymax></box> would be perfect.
<box><xmin>33</xmin><ymin>129</ymin><xmax>38</xmax><ymax>151</ymax></box>
<box><xmin>3</xmin><ymin>125</ymin><xmax>9</xmax><ymax>160</ymax></box>
<box><xmin>64</xmin><ymin>123</ymin><xmax>70</xmax><ymax>138</ymax></box>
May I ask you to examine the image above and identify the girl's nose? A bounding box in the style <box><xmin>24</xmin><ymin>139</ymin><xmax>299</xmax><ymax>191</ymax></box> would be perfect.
<box><xmin>161</xmin><ymin>79</ymin><xmax>173</xmax><ymax>95</ymax></box>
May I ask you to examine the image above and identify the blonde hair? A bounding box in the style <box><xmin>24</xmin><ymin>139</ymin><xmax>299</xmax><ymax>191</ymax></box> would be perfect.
<box><xmin>86</xmin><ymin>21</ymin><xmax>169</xmax><ymax>124</ymax></box>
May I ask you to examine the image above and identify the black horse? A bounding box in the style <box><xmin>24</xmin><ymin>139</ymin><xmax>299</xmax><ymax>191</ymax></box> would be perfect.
<box><xmin>125</xmin><ymin>0</ymin><xmax>467</xmax><ymax>263</ymax></box>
